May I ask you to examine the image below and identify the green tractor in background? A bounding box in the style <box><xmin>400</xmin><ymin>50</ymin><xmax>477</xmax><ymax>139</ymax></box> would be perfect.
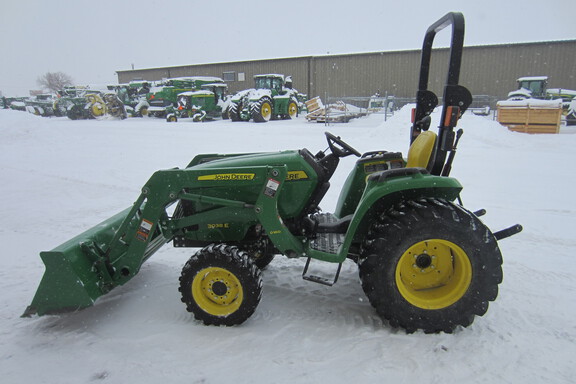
<box><xmin>147</xmin><ymin>77</ymin><xmax>224</xmax><ymax>118</ymax></box>
<box><xmin>24</xmin><ymin>13</ymin><xmax>522</xmax><ymax>333</ymax></box>
<box><xmin>113</xmin><ymin>81</ymin><xmax>152</xmax><ymax>117</ymax></box>
<box><xmin>508</xmin><ymin>76</ymin><xmax>576</xmax><ymax>125</ymax></box>
<box><xmin>166</xmin><ymin>82</ymin><xmax>228</xmax><ymax>122</ymax></box>
<box><xmin>229</xmin><ymin>74</ymin><xmax>302</xmax><ymax>122</ymax></box>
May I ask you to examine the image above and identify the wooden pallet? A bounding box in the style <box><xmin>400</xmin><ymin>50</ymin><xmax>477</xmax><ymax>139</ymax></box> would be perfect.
<box><xmin>305</xmin><ymin>97</ymin><xmax>367</xmax><ymax>123</ymax></box>
<box><xmin>497</xmin><ymin>100</ymin><xmax>562</xmax><ymax>134</ymax></box>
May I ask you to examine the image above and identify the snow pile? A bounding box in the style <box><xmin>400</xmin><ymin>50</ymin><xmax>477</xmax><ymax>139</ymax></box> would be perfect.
<box><xmin>0</xmin><ymin>108</ymin><xmax>575</xmax><ymax>383</ymax></box>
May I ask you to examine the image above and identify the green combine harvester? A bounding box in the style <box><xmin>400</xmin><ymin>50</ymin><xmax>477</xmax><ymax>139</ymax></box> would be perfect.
<box><xmin>24</xmin><ymin>13</ymin><xmax>521</xmax><ymax>333</ymax></box>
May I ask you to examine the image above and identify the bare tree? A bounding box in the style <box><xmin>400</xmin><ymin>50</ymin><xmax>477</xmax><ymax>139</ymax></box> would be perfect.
<box><xmin>37</xmin><ymin>72</ymin><xmax>74</xmax><ymax>93</ymax></box>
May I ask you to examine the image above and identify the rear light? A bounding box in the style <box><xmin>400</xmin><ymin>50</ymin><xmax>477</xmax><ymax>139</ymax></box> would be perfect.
<box><xmin>444</xmin><ymin>106</ymin><xmax>461</xmax><ymax>127</ymax></box>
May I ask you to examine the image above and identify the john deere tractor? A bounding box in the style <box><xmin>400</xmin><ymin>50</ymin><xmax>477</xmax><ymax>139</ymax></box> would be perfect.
<box><xmin>508</xmin><ymin>76</ymin><xmax>576</xmax><ymax>125</ymax></box>
<box><xmin>147</xmin><ymin>77</ymin><xmax>225</xmax><ymax>118</ymax></box>
<box><xmin>229</xmin><ymin>74</ymin><xmax>301</xmax><ymax>122</ymax></box>
<box><xmin>24</xmin><ymin>13</ymin><xmax>521</xmax><ymax>333</ymax></box>
<box><xmin>166</xmin><ymin>82</ymin><xmax>228</xmax><ymax>122</ymax></box>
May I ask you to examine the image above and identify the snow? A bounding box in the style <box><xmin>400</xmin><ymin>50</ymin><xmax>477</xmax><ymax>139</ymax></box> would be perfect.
<box><xmin>1</xmin><ymin>107</ymin><xmax>576</xmax><ymax>383</ymax></box>
<box><xmin>548</xmin><ymin>88</ymin><xmax>576</xmax><ymax>97</ymax></box>
<box><xmin>179</xmin><ymin>90</ymin><xmax>214</xmax><ymax>97</ymax></box>
<box><xmin>497</xmin><ymin>99</ymin><xmax>563</xmax><ymax>108</ymax></box>
<box><xmin>517</xmin><ymin>76</ymin><xmax>548</xmax><ymax>82</ymax></box>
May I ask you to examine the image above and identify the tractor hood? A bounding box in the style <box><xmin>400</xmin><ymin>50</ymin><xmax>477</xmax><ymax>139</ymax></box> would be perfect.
<box><xmin>188</xmin><ymin>149</ymin><xmax>321</xmax><ymax>218</ymax></box>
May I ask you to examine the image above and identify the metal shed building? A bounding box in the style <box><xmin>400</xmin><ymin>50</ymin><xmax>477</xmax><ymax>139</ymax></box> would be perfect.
<box><xmin>117</xmin><ymin>40</ymin><xmax>575</xmax><ymax>104</ymax></box>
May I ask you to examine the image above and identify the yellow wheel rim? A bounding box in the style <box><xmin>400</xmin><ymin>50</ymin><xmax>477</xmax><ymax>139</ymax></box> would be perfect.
<box><xmin>261</xmin><ymin>102</ymin><xmax>272</xmax><ymax>120</ymax></box>
<box><xmin>395</xmin><ymin>239</ymin><xmax>472</xmax><ymax>310</ymax></box>
<box><xmin>288</xmin><ymin>102</ymin><xmax>297</xmax><ymax>118</ymax></box>
<box><xmin>192</xmin><ymin>267</ymin><xmax>243</xmax><ymax>316</ymax></box>
<box><xmin>91</xmin><ymin>103</ymin><xmax>105</xmax><ymax>116</ymax></box>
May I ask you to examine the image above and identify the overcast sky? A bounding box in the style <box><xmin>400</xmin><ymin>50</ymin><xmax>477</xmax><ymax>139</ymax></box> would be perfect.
<box><xmin>1</xmin><ymin>0</ymin><xmax>574</xmax><ymax>96</ymax></box>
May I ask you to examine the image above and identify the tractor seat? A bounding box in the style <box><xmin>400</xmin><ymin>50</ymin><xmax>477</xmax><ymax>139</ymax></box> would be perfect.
<box><xmin>406</xmin><ymin>131</ymin><xmax>437</xmax><ymax>171</ymax></box>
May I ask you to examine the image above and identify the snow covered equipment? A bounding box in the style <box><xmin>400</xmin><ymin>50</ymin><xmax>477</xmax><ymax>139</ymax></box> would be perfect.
<box><xmin>166</xmin><ymin>82</ymin><xmax>228</xmax><ymax>122</ymax></box>
<box><xmin>507</xmin><ymin>76</ymin><xmax>576</xmax><ymax>125</ymax></box>
<box><xmin>25</xmin><ymin>94</ymin><xmax>56</xmax><ymax>117</ymax></box>
<box><xmin>24</xmin><ymin>12</ymin><xmax>521</xmax><ymax>333</ymax></box>
<box><xmin>147</xmin><ymin>77</ymin><xmax>224</xmax><ymax>118</ymax></box>
<box><xmin>228</xmin><ymin>74</ymin><xmax>301</xmax><ymax>122</ymax></box>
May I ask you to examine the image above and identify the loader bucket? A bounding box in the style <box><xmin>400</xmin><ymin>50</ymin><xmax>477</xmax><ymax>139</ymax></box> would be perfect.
<box><xmin>23</xmin><ymin>208</ymin><xmax>132</xmax><ymax>317</ymax></box>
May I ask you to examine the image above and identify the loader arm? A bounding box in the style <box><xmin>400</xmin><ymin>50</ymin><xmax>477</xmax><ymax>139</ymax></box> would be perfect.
<box><xmin>24</xmin><ymin>163</ymin><xmax>304</xmax><ymax>316</ymax></box>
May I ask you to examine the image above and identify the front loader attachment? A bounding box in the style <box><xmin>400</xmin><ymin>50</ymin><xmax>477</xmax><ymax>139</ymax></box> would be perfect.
<box><xmin>23</xmin><ymin>163</ymin><xmax>274</xmax><ymax>317</ymax></box>
<box><xmin>23</xmin><ymin>208</ymin><xmax>134</xmax><ymax>317</ymax></box>
<box><xmin>24</xmin><ymin>187</ymin><xmax>171</xmax><ymax>317</ymax></box>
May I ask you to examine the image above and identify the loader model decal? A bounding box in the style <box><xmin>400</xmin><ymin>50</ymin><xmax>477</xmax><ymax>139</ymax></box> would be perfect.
<box><xmin>286</xmin><ymin>171</ymin><xmax>309</xmax><ymax>181</ymax></box>
<box><xmin>198</xmin><ymin>173</ymin><xmax>255</xmax><ymax>181</ymax></box>
<box><xmin>207</xmin><ymin>223</ymin><xmax>230</xmax><ymax>230</ymax></box>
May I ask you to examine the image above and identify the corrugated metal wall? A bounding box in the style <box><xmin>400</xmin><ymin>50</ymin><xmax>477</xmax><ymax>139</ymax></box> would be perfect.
<box><xmin>117</xmin><ymin>40</ymin><xmax>575</xmax><ymax>102</ymax></box>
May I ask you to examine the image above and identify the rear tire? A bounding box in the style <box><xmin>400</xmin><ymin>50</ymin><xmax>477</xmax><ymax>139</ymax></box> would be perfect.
<box><xmin>67</xmin><ymin>105</ymin><xmax>85</xmax><ymax>120</ymax></box>
<box><xmin>252</xmin><ymin>97</ymin><xmax>272</xmax><ymax>122</ymax></box>
<box><xmin>179</xmin><ymin>244</ymin><xmax>262</xmax><ymax>326</ymax></box>
<box><xmin>229</xmin><ymin>102</ymin><xmax>241</xmax><ymax>121</ymax></box>
<box><xmin>359</xmin><ymin>198</ymin><xmax>502</xmax><ymax>333</ymax></box>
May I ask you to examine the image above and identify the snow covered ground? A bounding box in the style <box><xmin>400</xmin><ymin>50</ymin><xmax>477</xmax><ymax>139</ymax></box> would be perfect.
<box><xmin>1</xmin><ymin>107</ymin><xmax>575</xmax><ymax>383</ymax></box>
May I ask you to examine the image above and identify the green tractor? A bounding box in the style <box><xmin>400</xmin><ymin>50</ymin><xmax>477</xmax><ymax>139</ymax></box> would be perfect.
<box><xmin>147</xmin><ymin>77</ymin><xmax>225</xmax><ymax>118</ymax></box>
<box><xmin>166</xmin><ymin>82</ymin><xmax>228</xmax><ymax>122</ymax></box>
<box><xmin>507</xmin><ymin>76</ymin><xmax>576</xmax><ymax>125</ymax></box>
<box><xmin>113</xmin><ymin>82</ymin><xmax>152</xmax><ymax>117</ymax></box>
<box><xmin>24</xmin><ymin>13</ymin><xmax>521</xmax><ymax>333</ymax></box>
<box><xmin>229</xmin><ymin>74</ymin><xmax>301</xmax><ymax>122</ymax></box>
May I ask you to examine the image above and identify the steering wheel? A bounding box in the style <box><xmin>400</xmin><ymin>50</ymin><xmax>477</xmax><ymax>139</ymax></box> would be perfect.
<box><xmin>325</xmin><ymin>131</ymin><xmax>361</xmax><ymax>158</ymax></box>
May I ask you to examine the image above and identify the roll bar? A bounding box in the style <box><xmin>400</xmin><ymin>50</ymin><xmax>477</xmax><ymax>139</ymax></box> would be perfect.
<box><xmin>410</xmin><ymin>12</ymin><xmax>473</xmax><ymax>176</ymax></box>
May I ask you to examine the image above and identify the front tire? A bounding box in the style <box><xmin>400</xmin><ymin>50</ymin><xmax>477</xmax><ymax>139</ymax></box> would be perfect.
<box><xmin>359</xmin><ymin>198</ymin><xmax>502</xmax><ymax>333</ymax></box>
<box><xmin>179</xmin><ymin>244</ymin><xmax>263</xmax><ymax>326</ymax></box>
<box><xmin>229</xmin><ymin>102</ymin><xmax>241</xmax><ymax>121</ymax></box>
<box><xmin>286</xmin><ymin>99</ymin><xmax>298</xmax><ymax>119</ymax></box>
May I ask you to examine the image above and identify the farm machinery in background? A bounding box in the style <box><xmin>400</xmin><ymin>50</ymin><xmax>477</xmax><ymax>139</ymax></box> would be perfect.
<box><xmin>146</xmin><ymin>77</ymin><xmax>225</xmax><ymax>118</ymax></box>
<box><xmin>228</xmin><ymin>74</ymin><xmax>304</xmax><ymax>122</ymax></box>
<box><xmin>114</xmin><ymin>81</ymin><xmax>152</xmax><ymax>117</ymax></box>
<box><xmin>24</xmin><ymin>12</ymin><xmax>522</xmax><ymax>334</ymax></box>
<box><xmin>508</xmin><ymin>76</ymin><xmax>576</xmax><ymax>125</ymax></box>
<box><xmin>53</xmin><ymin>86</ymin><xmax>127</xmax><ymax>120</ymax></box>
<box><xmin>165</xmin><ymin>82</ymin><xmax>228</xmax><ymax>122</ymax></box>
<box><xmin>24</xmin><ymin>94</ymin><xmax>57</xmax><ymax>117</ymax></box>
